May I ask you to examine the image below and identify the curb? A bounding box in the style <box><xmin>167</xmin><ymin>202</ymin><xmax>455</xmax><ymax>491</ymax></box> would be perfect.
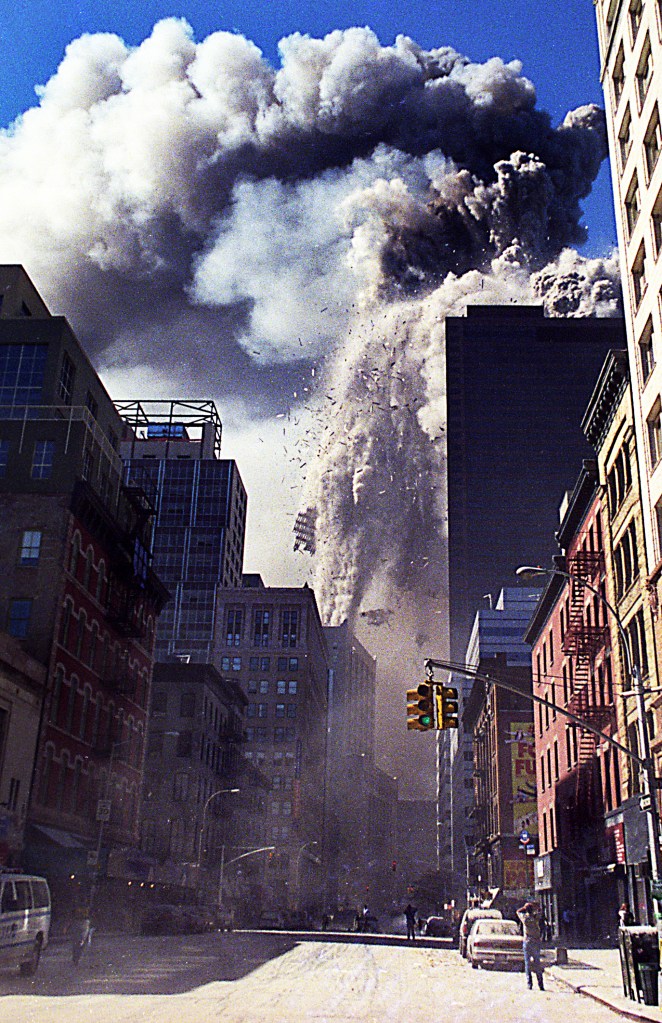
<box><xmin>548</xmin><ymin>967</ymin><xmax>660</xmax><ymax>1023</ymax></box>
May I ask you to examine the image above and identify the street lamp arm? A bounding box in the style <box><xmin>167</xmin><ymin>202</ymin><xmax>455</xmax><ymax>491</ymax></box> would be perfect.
<box><xmin>424</xmin><ymin>657</ymin><xmax>646</xmax><ymax>768</ymax></box>
<box><xmin>223</xmin><ymin>845</ymin><xmax>275</xmax><ymax>868</ymax></box>
<box><xmin>516</xmin><ymin>565</ymin><xmax>634</xmax><ymax>678</ymax></box>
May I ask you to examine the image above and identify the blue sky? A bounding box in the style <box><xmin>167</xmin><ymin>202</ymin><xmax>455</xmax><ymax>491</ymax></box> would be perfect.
<box><xmin>1</xmin><ymin>0</ymin><xmax>616</xmax><ymax>253</ymax></box>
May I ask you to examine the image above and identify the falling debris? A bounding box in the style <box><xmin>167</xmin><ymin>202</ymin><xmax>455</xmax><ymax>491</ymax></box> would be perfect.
<box><xmin>359</xmin><ymin>608</ymin><xmax>394</xmax><ymax>627</ymax></box>
<box><xmin>293</xmin><ymin>508</ymin><xmax>317</xmax><ymax>555</ymax></box>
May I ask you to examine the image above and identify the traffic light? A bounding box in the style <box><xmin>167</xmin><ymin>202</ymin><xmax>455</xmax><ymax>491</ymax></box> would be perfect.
<box><xmin>437</xmin><ymin>684</ymin><xmax>459</xmax><ymax>729</ymax></box>
<box><xmin>406</xmin><ymin>682</ymin><xmax>436</xmax><ymax>730</ymax></box>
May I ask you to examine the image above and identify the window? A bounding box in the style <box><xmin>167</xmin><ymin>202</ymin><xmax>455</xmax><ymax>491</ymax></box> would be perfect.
<box><xmin>253</xmin><ymin>607</ymin><xmax>270</xmax><ymax>647</ymax></box>
<box><xmin>275</xmin><ymin>703</ymin><xmax>286</xmax><ymax>718</ymax></box>
<box><xmin>173</xmin><ymin>772</ymin><xmax>189</xmax><ymax>801</ymax></box>
<box><xmin>613</xmin><ymin>44</ymin><xmax>625</xmax><ymax>106</ymax></box>
<box><xmin>287</xmin><ymin>704</ymin><xmax>297</xmax><ymax>718</ymax></box>
<box><xmin>619</xmin><ymin>105</ymin><xmax>632</xmax><ymax>169</ymax></box>
<box><xmin>58</xmin><ymin>352</ymin><xmax>76</xmax><ymax>405</ymax></box>
<box><xmin>0</xmin><ymin>343</ymin><xmax>47</xmax><ymax>409</ymax></box>
<box><xmin>232</xmin><ymin>656</ymin><xmax>241</xmax><ymax>672</ymax></box>
<box><xmin>19</xmin><ymin>529</ymin><xmax>41</xmax><ymax>564</ymax></box>
<box><xmin>85</xmin><ymin>390</ymin><xmax>98</xmax><ymax>419</ymax></box>
<box><xmin>277</xmin><ymin>680</ymin><xmax>286</xmax><ymax>695</ymax></box>
<box><xmin>639</xmin><ymin>319</ymin><xmax>656</xmax><ymax>383</ymax></box>
<box><xmin>31</xmin><ymin>440</ymin><xmax>54</xmax><ymax>479</ymax></box>
<box><xmin>8</xmin><ymin>598</ymin><xmax>32</xmax><ymax>638</ymax></box>
<box><xmin>152</xmin><ymin>691</ymin><xmax>168</xmax><ymax>715</ymax></box>
<box><xmin>636</xmin><ymin>36</ymin><xmax>653</xmax><ymax>109</ymax></box>
<box><xmin>645</xmin><ymin>106</ymin><xmax>662</xmax><ymax>179</ymax></box>
<box><xmin>0</xmin><ymin>439</ymin><xmax>8</xmax><ymax>477</ymax></box>
<box><xmin>247</xmin><ymin>679</ymin><xmax>257</xmax><ymax>694</ymax></box>
<box><xmin>180</xmin><ymin>692</ymin><xmax>195</xmax><ymax>717</ymax></box>
<box><xmin>632</xmin><ymin>244</ymin><xmax>648</xmax><ymax>307</ymax></box>
<box><xmin>288</xmin><ymin>680</ymin><xmax>298</xmax><ymax>695</ymax></box>
<box><xmin>82</xmin><ymin>448</ymin><xmax>93</xmax><ymax>482</ymax></box>
<box><xmin>648</xmin><ymin>401</ymin><xmax>662</xmax><ymax>468</ymax></box>
<box><xmin>625</xmin><ymin>174</ymin><xmax>640</xmax><ymax>236</ymax></box>
<box><xmin>630</xmin><ymin>0</ymin><xmax>644</xmax><ymax>42</ymax></box>
<box><xmin>281</xmin><ymin>607</ymin><xmax>299</xmax><ymax>648</ymax></box>
<box><xmin>274</xmin><ymin>727</ymin><xmax>285</xmax><ymax>743</ymax></box>
<box><xmin>259</xmin><ymin>680</ymin><xmax>269</xmax><ymax>694</ymax></box>
<box><xmin>176</xmin><ymin>731</ymin><xmax>192</xmax><ymax>758</ymax></box>
<box><xmin>226</xmin><ymin>607</ymin><xmax>243</xmax><ymax>647</ymax></box>
<box><xmin>257</xmin><ymin>703</ymin><xmax>268</xmax><ymax>718</ymax></box>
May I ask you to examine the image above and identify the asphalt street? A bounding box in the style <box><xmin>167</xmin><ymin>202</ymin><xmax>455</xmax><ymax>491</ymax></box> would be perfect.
<box><xmin>0</xmin><ymin>931</ymin><xmax>630</xmax><ymax>1023</ymax></box>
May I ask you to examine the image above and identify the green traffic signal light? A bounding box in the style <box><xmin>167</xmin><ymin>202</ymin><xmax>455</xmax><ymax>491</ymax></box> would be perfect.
<box><xmin>406</xmin><ymin>682</ymin><xmax>436</xmax><ymax>730</ymax></box>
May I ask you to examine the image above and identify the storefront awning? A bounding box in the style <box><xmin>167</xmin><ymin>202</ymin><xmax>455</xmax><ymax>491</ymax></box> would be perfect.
<box><xmin>31</xmin><ymin>824</ymin><xmax>87</xmax><ymax>848</ymax></box>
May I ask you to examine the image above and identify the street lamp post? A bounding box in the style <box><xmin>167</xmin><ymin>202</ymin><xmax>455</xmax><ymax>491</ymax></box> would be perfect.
<box><xmin>295</xmin><ymin>841</ymin><xmax>319</xmax><ymax>911</ymax></box>
<box><xmin>196</xmin><ymin>788</ymin><xmax>240</xmax><ymax>878</ymax></box>
<box><xmin>516</xmin><ymin>564</ymin><xmax>662</xmax><ymax>889</ymax></box>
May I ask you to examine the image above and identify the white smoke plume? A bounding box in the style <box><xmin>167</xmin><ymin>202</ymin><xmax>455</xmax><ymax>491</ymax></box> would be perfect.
<box><xmin>0</xmin><ymin>19</ymin><xmax>622</xmax><ymax>794</ymax></box>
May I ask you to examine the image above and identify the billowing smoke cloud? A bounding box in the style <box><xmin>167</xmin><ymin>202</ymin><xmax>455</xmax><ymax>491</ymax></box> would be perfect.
<box><xmin>0</xmin><ymin>19</ymin><xmax>622</xmax><ymax>795</ymax></box>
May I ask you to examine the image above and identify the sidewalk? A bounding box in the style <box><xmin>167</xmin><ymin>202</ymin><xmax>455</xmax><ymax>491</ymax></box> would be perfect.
<box><xmin>548</xmin><ymin>946</ymin><xmax>661</xmax><ymax>1021</ymax></box>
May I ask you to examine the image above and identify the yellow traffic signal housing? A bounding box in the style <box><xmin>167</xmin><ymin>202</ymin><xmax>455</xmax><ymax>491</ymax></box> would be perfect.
<box><xmin>406</xmin><ymin>682</ymin><xmax>436</xmax><ymax>730</ymax></box>
<box><xmin>438</xmin><ymin>685</ymin><xmax>459</xmax><ymax>729</ymax></box>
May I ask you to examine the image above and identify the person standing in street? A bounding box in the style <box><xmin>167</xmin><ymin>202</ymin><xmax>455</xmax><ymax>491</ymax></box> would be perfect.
<box><xmin>404</xmin><ymin>903</ymin><xmax>417</xmax><ymax>942</ymax></box>
<box><xmin>516</xmin><ymin>902</ymin><xmax>545</xmax><ymax>990</ymax></box>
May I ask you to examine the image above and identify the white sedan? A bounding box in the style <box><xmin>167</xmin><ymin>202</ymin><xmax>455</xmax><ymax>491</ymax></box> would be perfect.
<box><xmin>466</xmin><ymin>918</ymin><xmax>525</xmax><ymax>970</ymax></box>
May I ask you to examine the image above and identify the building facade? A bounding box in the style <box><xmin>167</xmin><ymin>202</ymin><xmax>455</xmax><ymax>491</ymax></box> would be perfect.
<box><xmin>0</xmin><ymin>266</ymin><xmax>167</xmax><ymax>919</ymax></box>
<box><xmin>463</xmin><ymin>652</ymin><xmax>536</xmax><ymax>909</ymax></box>
<box><xmin>525</xmin><ymin>463</ymin><xmax>622</xmax><ymax>939</ymax></box>
<box><xmin>139</xmin><ymin>662</ymin><xmax>250</xmax><ymax>904</ymax></box>
<box><xmin>120</xmin><ymin>400</ymin><xmax>247</xmax><ymax>664</ymax></box>
<box><xmin>213</xmin><ymin>582</ymin><xmax>329</xmax><ymax>916</ymax></box>
<box><xmin>583</xmin><ymin>348</ymin><xmax>661</xmax><ymax>925</ymax></box>
<box><xmin>0</xmin><ymin>631</ymin><xmax>45</xmax><ymax>865</ymax></box>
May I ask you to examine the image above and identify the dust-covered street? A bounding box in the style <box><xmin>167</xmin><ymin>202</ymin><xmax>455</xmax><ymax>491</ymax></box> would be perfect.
<box><xmin>0</xmin><ymin>931</ymin><xmax>630</xmax><ymax>1023</ymax></box>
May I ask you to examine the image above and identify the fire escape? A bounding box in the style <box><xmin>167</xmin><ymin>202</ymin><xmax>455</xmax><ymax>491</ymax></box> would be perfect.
<box><xmin>561</xmin><ymin>550</ymin><xmax>614</xmax><ymax>807</ymax></box>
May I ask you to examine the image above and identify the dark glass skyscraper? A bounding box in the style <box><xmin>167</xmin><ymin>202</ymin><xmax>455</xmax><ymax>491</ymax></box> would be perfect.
<box><xmin>119</xmin><ymin>401</ymin><xmax>247</xmax><ymax>662</ymax></box>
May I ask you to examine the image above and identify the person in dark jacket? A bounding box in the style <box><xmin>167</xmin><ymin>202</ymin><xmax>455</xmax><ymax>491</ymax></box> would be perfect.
<box><xmin>516</xmin><ymin>902</ymin><xmax>544</xmax><ymax>990</ymax></box>
<box><xmin>404</xmin><ymin>903</ymin><xmax>417</xmax><ymax>942</ymax></box>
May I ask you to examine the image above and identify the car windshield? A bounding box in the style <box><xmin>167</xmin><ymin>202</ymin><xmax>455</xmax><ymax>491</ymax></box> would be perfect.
<box><xmin>475</xmin><ymin>921</ymin><xmax>519</xmax><ymax>935</ymax></box>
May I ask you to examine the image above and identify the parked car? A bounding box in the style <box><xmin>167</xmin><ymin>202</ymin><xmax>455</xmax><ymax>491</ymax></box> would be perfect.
<box><xmin>140</xmin><ymin>903</ymin><xmax>215</xmax><ymax>935</ymax></box>
<box><xmin>467</xmin><ymin>918</ymin><xmax>525</xmax><ymax>970</ymax></box>
<box><xmin>424</xmin><ymin>916</ymin><xmax>453</xmax><ymax>937</ymax></box>
<box><xmin>458</xmin><ymin>908</ymin><xmax>502</xmax><ymax>957</ymax></box>
<box><xmin>258</xmin><ymin>910</ymin><xmax>285</xmax><ymax>930</ymax></box>
<box><xmin>0</xmin><ymin>872</ymin><xmax>51</xmax><ymax>976</ymax></box>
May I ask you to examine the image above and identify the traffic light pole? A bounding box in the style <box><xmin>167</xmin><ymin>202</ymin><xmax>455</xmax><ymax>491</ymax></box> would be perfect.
<box><xmin>423</xmin><ymin>658</ymin><xmax>648</xmax><ymax>770</ymax></box>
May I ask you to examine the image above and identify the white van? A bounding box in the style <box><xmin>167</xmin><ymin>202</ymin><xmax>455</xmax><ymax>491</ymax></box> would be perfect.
<box><xmin>0</xmin><ymin>872</ymin><xmax>51</xmax><ymax>975</ymax></box>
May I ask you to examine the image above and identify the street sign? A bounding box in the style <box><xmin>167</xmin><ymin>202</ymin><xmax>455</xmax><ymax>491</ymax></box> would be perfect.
<box><xmin>640</xmin><ymin>794</ymin><xmax>652</xmax><ymax>812</ymax></box>
<box><xmin>519</xmin><ymin>829</ymin><xmax>530</xmax><ymax>844</ymax></box>
<box><xmin>96</xmin><ymin>798</ymin><xmax>111</xmax><ymax>822</ymax></box>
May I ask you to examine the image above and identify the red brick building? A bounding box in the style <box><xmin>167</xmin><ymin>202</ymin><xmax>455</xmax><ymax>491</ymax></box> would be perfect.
<box><xmin>525</xmin><ymin>462</ymin><xmax>620</xmax><ymax>940</ymax></box>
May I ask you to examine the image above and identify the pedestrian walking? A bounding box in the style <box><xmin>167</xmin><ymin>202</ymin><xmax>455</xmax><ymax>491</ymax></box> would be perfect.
<box><xmin>516</xmin><ymin>902</ymin><xmax>544</xmax><ymax>991</ymax></box>
<box><xmin>71</xmin><ymin>909</ymin><xmax>94</xmax><ymax>966</ymax></box>
<box><xmin>404</xmin><ymin>903</ymin><xmax>417</xmax><ymax>942</ymax></box>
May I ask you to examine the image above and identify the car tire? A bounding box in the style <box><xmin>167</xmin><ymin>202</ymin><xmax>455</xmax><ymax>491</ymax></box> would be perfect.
<box><xmin>20</xmin><ymin>934</ymin><xmax>42</xmax><ymax>977</ymax></box>
<box><xmin>470</xmin><ymin>957</ymin><xmax>478</xmax><ymax>969</ymax></box>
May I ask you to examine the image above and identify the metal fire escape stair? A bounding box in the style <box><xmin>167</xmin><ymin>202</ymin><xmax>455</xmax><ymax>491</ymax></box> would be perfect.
<box><xmin>561</xmin><ymin>551</ymin><xmax>612</xmax><ymax>807</ymax></box>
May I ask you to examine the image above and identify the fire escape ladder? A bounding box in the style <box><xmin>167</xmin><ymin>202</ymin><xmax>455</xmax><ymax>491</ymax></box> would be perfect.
<box><xmin>561</xmin><ymin>556</ymin><xmax>607</xmax><ymax>810</ymax></box>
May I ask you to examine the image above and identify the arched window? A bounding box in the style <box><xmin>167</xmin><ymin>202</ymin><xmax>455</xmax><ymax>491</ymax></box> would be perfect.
<box><xmin>76</xmin><ymin>610</ymin><xmax>87</xmax><ymax>661</ymax></box>
<box><xmin>83</xmin><ymin>547</ymin><xmax>94</xmax><ymax>590</ymax></box>
<box><xmin>60</xmin><ymin>599</ymin><xmax>73</xmax><ymax>649</ymax></box>
<box><xmin>96</xmin><ymin>560</ymin><xmax>106</xmax><ymax>603</ymax></box>
<box><xmin>70</xmin><ymin>532</ymin><xmax>81</xmax><ymax>578</ymax></box>
<box><xmin>50</xmin><ymin>666</ymin><xmax>64</xmax><ymax>725</ymax></box>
